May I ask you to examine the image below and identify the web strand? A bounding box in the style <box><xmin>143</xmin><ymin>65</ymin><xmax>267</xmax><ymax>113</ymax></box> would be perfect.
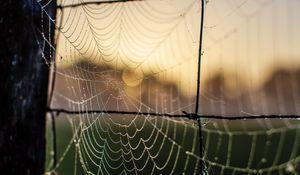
<box><xmin>39</xmin><ymin>0</ymin><xmax>300</xmax><ymax>174</ymax></box>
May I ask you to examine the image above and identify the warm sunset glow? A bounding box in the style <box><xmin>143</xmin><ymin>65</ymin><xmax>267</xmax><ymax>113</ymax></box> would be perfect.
<box><xmin>56</xmin><ymin>0</ymin><xmax>300</xmax><ymax>98</ymax></box>
<box><xmin>122</xmin><ymin>68</ymin><xmax>143</xmax><ymax>87</ymax></box>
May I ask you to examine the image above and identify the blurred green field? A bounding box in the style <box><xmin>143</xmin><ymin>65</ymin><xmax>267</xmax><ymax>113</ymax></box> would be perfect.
<box><xmin>45</xmin><ymin>115</ymin><xmax>300</xmax><ymax>175</ymax></box>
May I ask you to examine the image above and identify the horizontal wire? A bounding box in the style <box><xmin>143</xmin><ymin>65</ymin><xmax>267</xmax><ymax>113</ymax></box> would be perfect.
<box><xmin>57</xmin><ymin>0</ymin><xmax>143</xmax><ymax>9</ymax></box>
<box><xmin>47</xmin><ymin>108</ymin><xmax>300</xmax><ymax>120</ymax></box>
<box><xmin>47</xmin><ymin>107</ymin><xmax>185</xmax><ymax>117</ymax></box>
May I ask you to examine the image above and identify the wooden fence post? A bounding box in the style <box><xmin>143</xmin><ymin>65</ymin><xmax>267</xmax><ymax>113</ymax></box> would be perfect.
<box><xmin>0</xmin><ymin>0</ymin><xmax>56</xmax><ymax>174</ymax></box>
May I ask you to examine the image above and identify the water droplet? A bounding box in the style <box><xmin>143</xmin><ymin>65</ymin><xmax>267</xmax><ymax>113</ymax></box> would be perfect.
<box><xmin>286</xmin><ymin>162</ymin><xmax>295</xmax><ymax>173</ymax></box>
<box><xmin>261</xmin><ymin>158</ymin><xmax>267</xmax><ymax>163</ymax></box>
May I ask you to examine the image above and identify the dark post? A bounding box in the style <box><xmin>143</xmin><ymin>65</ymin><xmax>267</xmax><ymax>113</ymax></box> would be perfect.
<box><xmin>0</xmin><ymin>0</ymin><xmax>56</xmax><ymax>174</ymax></box>
<box><xmin>195</xmin><ymin>0</ymin><xmax>205</xmax><ymax>174</ymax></box>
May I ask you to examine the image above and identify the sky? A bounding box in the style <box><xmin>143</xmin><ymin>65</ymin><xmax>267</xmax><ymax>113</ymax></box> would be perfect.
<box><xmin>55</xmin><ymin>0</ymin><xmax>300</xmax><ymax>97</ymax></box>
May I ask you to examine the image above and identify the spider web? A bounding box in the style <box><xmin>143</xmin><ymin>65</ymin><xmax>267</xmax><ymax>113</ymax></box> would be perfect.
<box><xmin>46</xmin><ymin>0</ymin><xmax>203</xmax><ymax>174</ymax></box>
<box><xmin>51</xmin><ymin>0</ymin><xmax>200</xmax><ymax>114</ymax></box>
<box><xmin>37</xmin><ymin>0</ymin><xmax>300</xmax><ymax>175</ymax></box>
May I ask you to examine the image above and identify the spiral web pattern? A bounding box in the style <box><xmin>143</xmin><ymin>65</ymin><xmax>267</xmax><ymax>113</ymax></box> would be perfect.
<box><xmin>51</xmin><ymin>0</ymin><xmax>201</xmax><ymax>114</ymax></box>
<box><xmin>47</xmin><ymin>114</ymin><xmax>202</xmax><ymax>174</ymax></box>
<box><xmin>38</xmin><ymin>0</ymin><xmax>300</xmax><ymax>175</ymax></box>
<box><xmin>46</xmin><ymin>0</ymin><xmax>203</xmax><ymax>174</ymax></box>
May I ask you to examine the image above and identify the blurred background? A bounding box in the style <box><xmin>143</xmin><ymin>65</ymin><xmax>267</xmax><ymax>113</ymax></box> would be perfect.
<box><xmin>46</xmin><ymin>0</ymin><xmax>300</xmax><ymax>174</ymax></box>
